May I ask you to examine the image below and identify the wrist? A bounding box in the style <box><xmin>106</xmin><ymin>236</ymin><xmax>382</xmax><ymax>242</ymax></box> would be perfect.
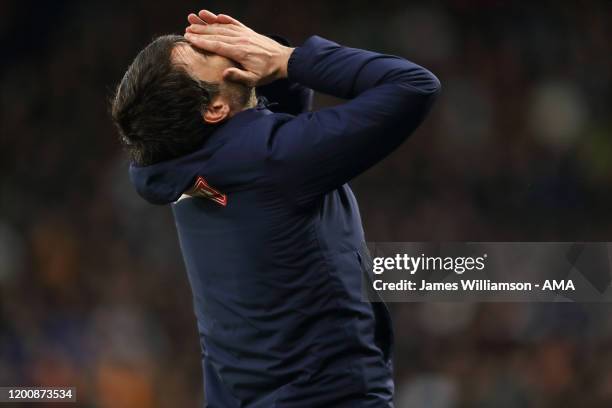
<box><xmin>277</xmin><ymin>46</ymin><xmax>294</xmax><ymax>79</ymax></box>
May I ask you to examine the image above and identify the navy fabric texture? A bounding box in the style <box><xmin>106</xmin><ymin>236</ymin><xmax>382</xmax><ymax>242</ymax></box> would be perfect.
<box><xmin>129</xmin><ymin>36</ymin><xmax>440</xmax><ymax>407</ymax></box>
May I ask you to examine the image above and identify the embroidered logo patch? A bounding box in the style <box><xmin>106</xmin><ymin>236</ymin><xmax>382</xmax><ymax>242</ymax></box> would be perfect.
<box><xmin>187</xmin><ymin>176</ymin><xmax>227</xmax><ymax>206</ymax></box>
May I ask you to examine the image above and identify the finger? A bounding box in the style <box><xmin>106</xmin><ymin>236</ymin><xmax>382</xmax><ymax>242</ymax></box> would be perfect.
<box><xmin>187</xmin><ymin>13</ymin><xmax>206</xmax><ymax>25</ymax></box>
<box><xmin>217</xmin><ymin>14</ymin><xmax>245</xmax><ymax>27</ymax></box>
<box><xmin>223</xmin><ymin>67</ymin><xmax>258</xmax><ymax>86</ymax></box>
<box><xmin>197</xmin><ymin>10</ymin><xmax>219</xmax><ymax>24</ymax></box>
<box><xmin>186</xmin><ymin>24</ymin><xmax>241</xmax><ymax>36</ymax></box>
<box><xmin>185</xmin><ymin>34</ymin><xmax>241</xmax><ymax>45</ymax></box>
<box><xmin>184</xmin><ymin>33</ymin><xmax>244</xmax><ymax>60</ymax></box>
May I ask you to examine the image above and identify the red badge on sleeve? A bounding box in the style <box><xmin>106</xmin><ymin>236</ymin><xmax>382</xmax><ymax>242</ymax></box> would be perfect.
<box><xmin>187</xmin><ymin>176</ymin><xmax>227</xmax><ymax>206</ymax></box>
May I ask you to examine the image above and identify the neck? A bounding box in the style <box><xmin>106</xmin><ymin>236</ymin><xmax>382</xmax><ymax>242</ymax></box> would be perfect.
<box><xmin>227</xmin><ymin>88</ymin><xmax>257</xmax><ymax>118</ymax></box>
<box><xmin>242</xmin><ymin>88</ymin><xmax>257</xmax><ymax>110</ymax></box>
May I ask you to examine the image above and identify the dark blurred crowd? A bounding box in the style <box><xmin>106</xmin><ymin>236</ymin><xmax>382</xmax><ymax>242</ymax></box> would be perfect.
<box><xmin>1</xmin><ymin>1</ymin><xmax>611</xmax><ymax>407</ymax></box>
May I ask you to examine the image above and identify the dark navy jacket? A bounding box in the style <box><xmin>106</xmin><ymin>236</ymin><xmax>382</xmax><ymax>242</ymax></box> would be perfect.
<box><xmin>130</xmin><ymin>36</ymin><xmax>440</xmax><ymax>407</ymax></box>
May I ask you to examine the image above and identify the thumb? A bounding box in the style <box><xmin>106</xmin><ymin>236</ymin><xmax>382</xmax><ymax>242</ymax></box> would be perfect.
<box><xmin>223</xmin><ymin>68</ymin><xmax>258</xmax><ymax>86</ymax></box>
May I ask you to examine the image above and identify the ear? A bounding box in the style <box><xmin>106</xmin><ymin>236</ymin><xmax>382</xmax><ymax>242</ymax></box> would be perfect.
<box><xmin>203</xmin><ymin>97</ymin><xmax>230</xmax><ymax>124</ymax></box>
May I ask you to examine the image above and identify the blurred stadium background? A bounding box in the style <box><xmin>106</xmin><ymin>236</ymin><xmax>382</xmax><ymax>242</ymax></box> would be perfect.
<box><xmin>1</xmin><ymin>0</ymin><xmax>611</xmax><ymax>406</ymax></box>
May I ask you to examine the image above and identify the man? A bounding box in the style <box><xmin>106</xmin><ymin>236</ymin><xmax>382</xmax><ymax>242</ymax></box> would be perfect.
<box><xmin>112</xmin><ymin>9</ymin><xmax>440</xmax><ymax>408</ymax></box>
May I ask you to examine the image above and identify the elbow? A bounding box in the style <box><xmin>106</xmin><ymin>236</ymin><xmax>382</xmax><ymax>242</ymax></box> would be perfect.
<box><xmin>394</xmin><ymin>64</ymin><xmax>442</xmax><ymax>112</ymax></box>
<box><xmin>416</xmin><ymin>69</ymin><xmax>441</xmax><ymax>112</ymax></box>
<box><xmin>430</xmin><ymin>72</ymin><xmax>442</xmax><ymax>95</ymax></box>
<box><xmin>421</xmin><ymin>68</ymin><xmax>441</xmax><ymax>95</ymax></box>
<box><xmin>425</xmin><ymin>73</ymin><xmax>441</xmax><ymax>111</ymax></box>
<box><xmin>400</xmin><ymin>64</ymin><xmax>441</xmax><ymax>96</ymax></box>
<box><xmin>395</xmin><ymin>68</ymin><xmax>441</xmax><ymax>122</ymax></box>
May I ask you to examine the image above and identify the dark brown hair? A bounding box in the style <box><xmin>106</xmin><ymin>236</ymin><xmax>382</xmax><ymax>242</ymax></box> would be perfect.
<box><xmin>111</xmin><ymin>35</ymin><xmax>218</xmax><ymax>166</ymax></box>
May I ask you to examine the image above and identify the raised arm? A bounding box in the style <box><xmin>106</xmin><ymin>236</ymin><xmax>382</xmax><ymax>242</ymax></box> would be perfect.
<box><xmin>185</xmin><ymin>12</ymin><xmax>440</xmax><ymax>206</ymax></box>
<box><xmin>269</xmin><ymin>36</ymin><xmax>440</xmax><ymax>205</ymax></box>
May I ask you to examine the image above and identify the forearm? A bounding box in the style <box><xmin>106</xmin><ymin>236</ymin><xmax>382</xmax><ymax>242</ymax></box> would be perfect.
<box><xmin>286</xmin><ymin>36</ymin><xmax>440</xmax><ymax>100</ymax></box>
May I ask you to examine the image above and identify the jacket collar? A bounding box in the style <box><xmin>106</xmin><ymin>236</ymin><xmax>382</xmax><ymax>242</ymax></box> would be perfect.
<box><xmin>129</xmin><ymin>104</ymin><xmax>272</xmax><ymax>205</ymax></box>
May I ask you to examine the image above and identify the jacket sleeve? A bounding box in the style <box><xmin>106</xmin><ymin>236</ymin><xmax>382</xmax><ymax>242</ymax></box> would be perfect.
<box><xmin>255</xmin><ymin>35</ymin><xmax>314</xmax><ymax>115</ymax></box>
<box><xmin>266</xmin><ymin>35</ymin><xmax>441</xmax><ymax>206</ymax></box>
